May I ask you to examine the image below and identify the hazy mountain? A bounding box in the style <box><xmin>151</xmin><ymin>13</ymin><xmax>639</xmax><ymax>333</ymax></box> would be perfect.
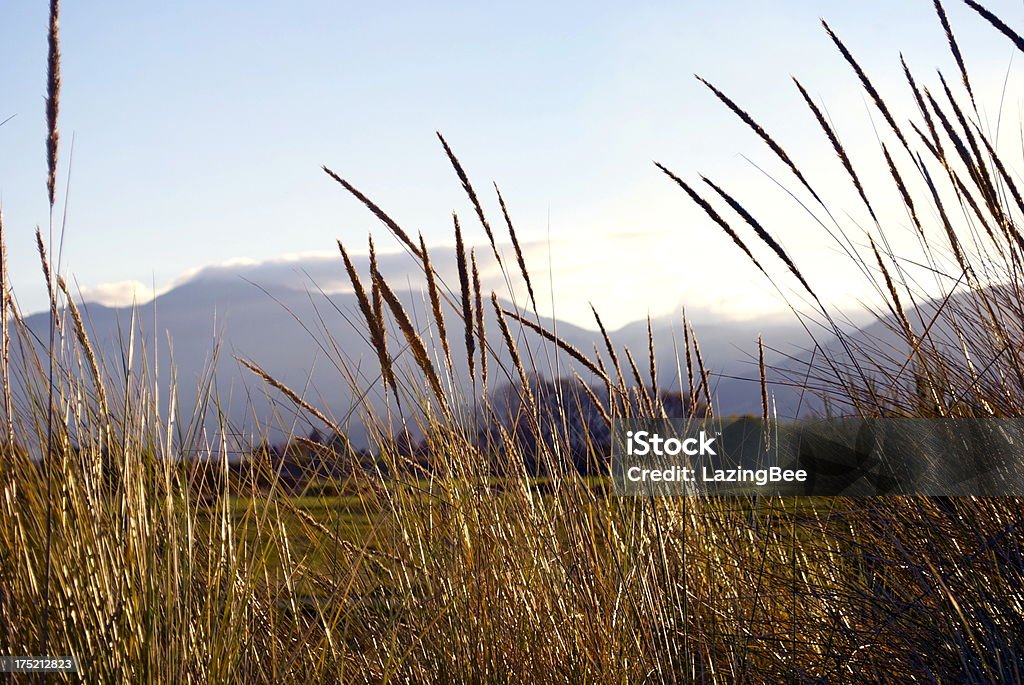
<box><xmin>16</xmin><ymin>249</ymin><xmax>859</xmax><ymax>450</ymax></box>
<box><xmin>710</xmin><ymin>286</ymin><xmax>1018</xmax><ymax>419</ymax></box>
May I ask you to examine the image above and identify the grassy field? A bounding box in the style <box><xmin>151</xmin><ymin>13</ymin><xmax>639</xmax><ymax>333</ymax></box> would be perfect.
<box><xmin>5</xmin><ymin>0</ymin><xmax>1024</xmax><ymax>682</ymax></box>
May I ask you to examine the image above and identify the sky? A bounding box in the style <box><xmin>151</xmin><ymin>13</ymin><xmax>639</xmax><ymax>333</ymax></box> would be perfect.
<box><xmin>2</xmin><ymin>1</ymin><xmax>1024</xmax><ymax>329</ymax></box>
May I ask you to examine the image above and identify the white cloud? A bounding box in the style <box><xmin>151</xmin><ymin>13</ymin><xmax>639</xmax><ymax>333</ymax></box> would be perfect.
<box><xmin>76</xmin><ymin>280</ymin><xmax>159</xmax><ymax>307</ymax></box>
<box><xmin>75</xmin><ymin>229</ymin><xmax>795</xmax><ymax>330</ymax></box>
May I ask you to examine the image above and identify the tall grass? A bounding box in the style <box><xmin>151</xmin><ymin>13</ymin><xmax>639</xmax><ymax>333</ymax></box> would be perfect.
<box><xmin>3</xmin><ymin>0</ymin><xmax>1024</xmax><ymax>682</ymax></box>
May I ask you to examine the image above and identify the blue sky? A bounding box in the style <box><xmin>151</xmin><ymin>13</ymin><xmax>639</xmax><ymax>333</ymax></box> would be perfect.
<box><xmin>2</xmin><ymin>1</ymin><xmax>1023</xmax><ymax>326</ymax></box>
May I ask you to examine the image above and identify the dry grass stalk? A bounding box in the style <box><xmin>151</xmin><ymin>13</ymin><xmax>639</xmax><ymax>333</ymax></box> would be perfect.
<box><xmin>39</xmin><ymin>2</ymin><xmax>61</xmax><ymax>663</ymax></box>
<box><xmin>682</xmin><ymin>309</ymin><xmax>696</xmax><ymax>405</ymax></box>
<box><xmin>624</xmin><ymin>347</ymin><xmax>654</xmax><ymax>415</ymax></box>
<box><xmin>972</xmin><ymin>123</ymin><xmax>1024</xmax><ymax>253</ymax></box>
<box><xmin>936</xmin><ymin>75</ymin><xmax>1000</xmax><ymax>219</ymax></box>
<box><xmin>689</xmin><ymin>321</ymin><xmax>713</xmax><ymax>418</ymax></box>
<box><xmin>974</xmin><ymin>122</ymin><xmax>1024</xmax><ymax>215</ymax></box>
<box><xmin>940</xmin><ymin>162</ymin><xmax>1001</xmax><ymax>252</ymax></box>
<box><xmin>696</xmin><ymin>76</ymin><xmax>823</xmax><ymax>204</ymax></box>
<box><xmin>903</xmin><ymin>56</ymin><xmax>947</xmax><ymax>163</ymax></box>
<box><xmin>369</xmin><ymin>236</ymin><xmax>384</xmax><ymax>330</ymax></box>
<box><xmin>701</xmin><ymin>177</ymin><xmax>818</xmax><ymax>300</ymax></box>
<box><xmin>453</xmin><ymin>213</ymin><xmax>476</xmax><ymax>383</ymax></box>
<box><xmin>881</xmin><ymin>144</ymin><xmax>925</xmax><ymax>238</ymax></box>
<box><xmin>35</xmin><ymin>227</ymin><xmax>60</xmax><ymax>334</ymax></box>
<box><xmin>239</xmin><ymin>358</ymin><xmax>343</xmax><ymax>439</ymax></box>
<box><xmin>494</xmin><ymin>183</ymin><xmax>537</xmax><ymax>310</ymax></box>
<box><xmin>573</xmin><ymin>371</ymin><xmax>611</xmax><ymax>427</ymax></box>
<box><xmin>501</xmin><ymin>307</ymin><xmax>609</xmax><ymax>383</ymax></box>
<box><xmin>926</xmin><ymin>85</ymin><xmax>992</xmax><ymax>204</ymax></box>
<box><xmin>323</xmin><ymin>166</ymin><xmax>422</xmax><ymax>259</ymax></box>
<box><xmin>471</xmin><ymin>249</ymin><xmax>487</xmax><ymax>391</ymax></box>
<box><xmin>56</xmin><ymin>276</ymin><xmax>109</xmax><ymax>424</ymax></box>
<box><xmin>287</xmin><ymin>504</ymin><xmax>403</xmax><ymax>567</ymax></box>
<box><xmin>869</xmin><ymin>237</ymin><xmax>915</xmax><ymax>346</ymax></box>
<box><xmin>45</xmin><ymin>0</ymin><xmax>60</xmax><ymax>208</ymax></box>
<box><xmin>491</xmin><ymin>292</ymin><xmax>533</xmax><ymax>410</ymax></box>
<box><xmin>916</xmin><ymin>92</ymin><xmax>999</xmax><ymax>250</ymax></box>
<box><xmin>910</xmin><ymin>121</ymin><xmax>942</xmax><ymax>162</ymax></box>
<box><xmin>758</xmin><ymin>336</ymin><xmax>770</xmax><ymax>450</ymax></box>
<box><xmin>418</xmin><ymin>233</ymin><xmax>452</xmax><ymax>373</ymax></box>
<box><xmin>758</xmin><ymin>336</ymin><xmax>768</xmax><ymax>420</ymax></box>
<box><xmin>793</xmin><ymin>77</ymin><xmax>878</xmax><ymax>223</ymax></box>
<box><xmin>655</xmin><ymin>163</ymin><xmax>770</xmax><ymax>280</ymax></box>
<box><xmin>934</xmin><ymin>0</ymin><xmax>976</xmax><ymax>112</ymax></box>
<box><xmin>0</xmin><ymin>210</ymin><xmax>11</xmax><ymax>446</ymax></box>
<box><xmin>590</xmin><ymin>342</ymin><xmax>616</xmax><ymax>414</ymax></box>
<box><xmin>867</xmin><ymin>238</ymin><xmax>948</xmax><ymax>414</ymax></box>
<box><xmin>338</xmin><ymin>239</ymin><xmax>396</xmax><ymax>394</ymax></box>
<box><xmin>591</xmin><ymin>342</ymin><xmax>609</xmax><ymax>379</ymax></box>
<box><xmin>964</xmin><ymin>0</ymin><xmax>1024</xmax><ymax>53</ymax></box>
<box><xmin>371</xmin><ymin>267</ymin><xmax>446</xmax><ymax>406</ymax></box>
<box><xmin>822</xmin><ymin>19</ymin><xmax>911</xmax><ymax>153</ymax></box>
<box><xmin>918</xmin><ymin>156</ymin><xmax>972</xmax><ymax>277</ymax></box>
<box><xmin>590</xmin><ymin>304</ymin><xmax>626</xmax><ymax>393</ymax></box>
<box><xmin>647</xmin><ymin>315</ymin><xmax>657</xmax><ymax>400</ymax></box>
<box><xmin>437</xmin><ymin>132</ymin><xmax>502</xmax><ymax>266</ymax></box>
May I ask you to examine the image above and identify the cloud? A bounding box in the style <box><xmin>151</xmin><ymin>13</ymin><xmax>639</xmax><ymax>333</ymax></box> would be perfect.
<box><xmin>77</xmin><ymin>230</ymin><xmax>793</xmax><ymax>330</ymax></box>
<box><xmin>76</xmin><ymin>280</ymin><xmax>159</xmax><ymax>307</ymax></box>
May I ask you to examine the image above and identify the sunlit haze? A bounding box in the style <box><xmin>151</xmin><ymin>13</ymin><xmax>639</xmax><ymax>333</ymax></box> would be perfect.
<box><xmin>2</xmin><ymin>1</ymin><xmax>1024</xmax><ymax>328</ymax></box>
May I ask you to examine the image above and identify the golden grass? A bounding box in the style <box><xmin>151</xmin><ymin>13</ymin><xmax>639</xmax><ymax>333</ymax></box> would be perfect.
<box><xmin>5</xmin><ymin>1</ymin><xmax>1024</xmax><ymax>682</ymax></box>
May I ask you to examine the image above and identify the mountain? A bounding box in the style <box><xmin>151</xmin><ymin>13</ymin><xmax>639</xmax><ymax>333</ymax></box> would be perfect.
<box><xmin>16</xmin><ymin>249</ymin><xmax>830</xmax><ymax>450</ymax></box>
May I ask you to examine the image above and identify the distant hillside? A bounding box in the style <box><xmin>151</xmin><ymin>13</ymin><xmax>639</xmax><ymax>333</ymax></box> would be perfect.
<box><xmin>15</xmin><ymin>248</ymin><xmax>859</xmax><ymax>450</ymax></box>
